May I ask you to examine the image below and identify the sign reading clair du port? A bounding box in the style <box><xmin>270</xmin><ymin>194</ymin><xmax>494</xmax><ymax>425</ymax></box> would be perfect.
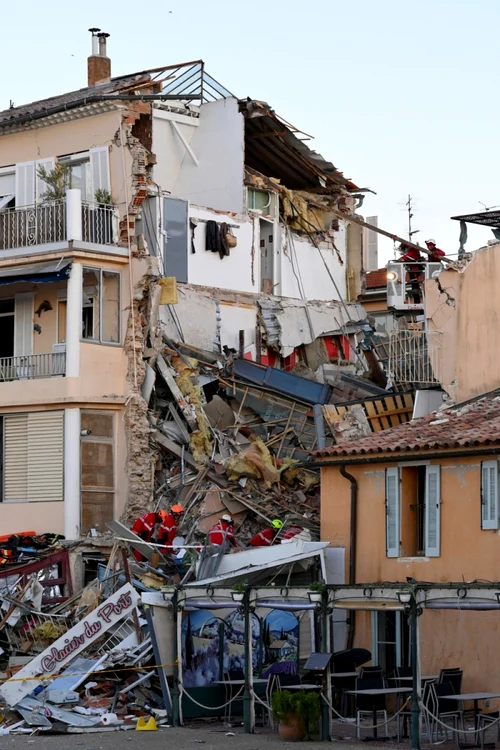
<box><xmin>0</xmin><ymin>583</ymin><xmax>140</xmax><ymax>707</ymax></box>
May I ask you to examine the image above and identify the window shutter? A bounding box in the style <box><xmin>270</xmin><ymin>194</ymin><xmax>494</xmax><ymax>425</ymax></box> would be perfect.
<box><xmin>27</xmin><ymin>412</ymin><xmax>64</xmax><ymax>502</ymax></box>
<box><xmin>385</xmin><ymin>467</ymin><xmax>400</xmax><ymax>558</ymax></box>
<box><xmin>4</xmin><ymin>416</ymin><xmax>28</xmax><ymax>502</ymax></box>
<box><xmin>15</xmin><ymin>161</ymin><xmax>36</xmax><ymax>207</ymax></box>
<box><xmin>35</xmin><ymin>157</ymin><xmax>55</xmax><ymax>203</ymax></box>
<box><xmin>481</xmin><ymin>460</ymin><xmax>499</xmax><ymax>530</ymax></box>
<box><xmin>425</xmin><ymin>465</ymin><xmax>441</xmax><ymax>557</ymax></box>
<box><xmin>3</xmin><ymin>412</ymin><xmax>63</xmax><ymax>503</ymax></box>
<box><xmin>90</xmin><ymin>147</ymin><xmax>111</xmax><ymax>198</ymax></box>
<box><xmin>14</xmin><ymin>293</ymin><xmax>34</xmax><ymax>357</ymax></box>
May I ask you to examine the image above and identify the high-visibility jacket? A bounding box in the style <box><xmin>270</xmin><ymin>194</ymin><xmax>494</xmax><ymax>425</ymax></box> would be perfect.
<box><xmin>157</xmin><ymin>513</ymin><xmax>178</xmax><ymax>547</ymax></box>
<box><xmin>281</xmin><ymin>525</ymin><xmax>304</xmax><ymax>541</ymax></box>
<box><xmin>208</xmin><ymin>520</ymin><xmax>237</xmax><ymax>547</ymax></box>
<box><xmin>131</xmin><ymin>512</ymin><xmax>157</xmax><ymax>541</ymax></box>
<box><xmin>249</xmin><ymin>527</ymin><xmax>275</xmax><ymax>547</ymax></box>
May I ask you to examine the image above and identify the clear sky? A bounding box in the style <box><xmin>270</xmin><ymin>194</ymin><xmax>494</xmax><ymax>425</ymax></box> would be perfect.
<box><xmin>3</xmin><ymin>0</ymin><xmax>497</xmax><ymax>265</ymax></box>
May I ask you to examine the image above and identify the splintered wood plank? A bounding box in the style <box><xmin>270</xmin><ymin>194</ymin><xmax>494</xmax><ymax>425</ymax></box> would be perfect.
<box><xmin>364</xmin><ymin>400</ymin><xmax>381</xmax><ymax>432</ymax></box>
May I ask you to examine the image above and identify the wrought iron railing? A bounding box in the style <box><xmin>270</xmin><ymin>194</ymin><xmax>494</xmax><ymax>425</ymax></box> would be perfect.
<box><xmin>0</xmin><ymin>353</ymin><xmax>66</xmax><ymax>381</ymax></box>
<box><xmin>0</xmin><ymin>200</ymin><xmax>115</xmax><ymax>250</ymax></box>
<box><xmin>81</xmin><ymin>202</ymin><xmax>115</xmax><ymax>245</ymax></box>
<box><xmin>388</xmin><ymin>330</ymin><xmax>442</xmax><ymax>387</ymax></box>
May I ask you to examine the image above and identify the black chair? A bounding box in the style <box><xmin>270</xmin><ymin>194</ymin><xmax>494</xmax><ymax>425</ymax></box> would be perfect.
<box><xmin>355</xmin><ymin>678</ymin><xmax>388</xmax><ymax>739</ymax></box>
<box><xmin>438</xmin><ymin>668</ymin><xmax>463</xmax><ymax>695</ymax></box>
<box><xmin>477</xmin><ymin>711</ymin><xmax>500</xmax><ymax>749</ymax></box>
<box><xmin>276</xmin><ymin>673</ymin><xmax>302</xmax><ymax>689</ymax></box>
<box><xmin>430</xmin><ymin>682</ymin><xmax>464</xmax><ymax>746</ymax></box>
<box><xmin>360</xmin><ymin>666</ymin><xmax>384</xmax><ymax>680</ymax></box>
<box><xmin>227</xmin><ymin>669</ymin><xmax>244</xmax><ymax>681</ymax></box>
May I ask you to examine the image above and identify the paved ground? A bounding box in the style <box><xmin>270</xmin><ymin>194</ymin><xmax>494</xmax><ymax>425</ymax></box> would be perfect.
<box><xmin>1</xmin><ymin>724</ymin><xmax>398</xmax><ymax>750</ymax></box>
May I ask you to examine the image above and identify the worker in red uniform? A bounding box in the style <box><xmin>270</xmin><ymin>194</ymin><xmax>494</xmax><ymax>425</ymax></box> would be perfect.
<box><xmin>131</xmin><ymin>510</ymin><xmax>161</xmax><ymax>562</ymax></box>
<box><xmin>249</xmin><ymin>519</ymin><xmax>283</xmax><ymax>547</ymax></box>
<box><xmin>207</xmin><ymin>514</ymin><xmax>238</xmax><ymax>548</ymax></box>
<box><xmin>425</xmin><ymin>239</ymin><xmax>446</xmax><ymax>263</ymax></box>
<box><xmin>281</xmin><ymin>524</ymin><xmax>306</xmax><ymax>541</ymax></box>
<box><xmin>157</xmin><ymin>504</ymin><xmax>184</xmax><ymax>549</ymax></box>
<box><xmin>396</xmin><ymin>242</ymin><xmax>424</xmax><ymax>304</ymax></box>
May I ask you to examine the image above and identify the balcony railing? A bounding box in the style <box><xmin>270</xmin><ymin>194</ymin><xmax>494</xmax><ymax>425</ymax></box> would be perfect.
<box><xmin>0</xmin><ymin>198</ymin><xmax>116</xmax><ymax>251</ymax></box>
<box><xmin>0</xmin><ymin>353</ymin><xmax>66</xmax><ymax>382</ymax></box>
<box><xmin>388</xmin><ymin>330</ymin><xmax>442</xmax><ymax>387</ymax></box>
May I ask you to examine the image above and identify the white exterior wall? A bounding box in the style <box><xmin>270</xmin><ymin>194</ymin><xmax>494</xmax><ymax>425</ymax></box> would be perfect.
<box><xmin>154</xmin><ymin>98</ymin><xmax>245</xmax><ymax>213</ymax></box>
<box><xmin>280</xmin><ymin>222</ymin><xmax>347</xmax><ymax>301</ymax></box>
<box><xmin>188</xmin><ymin>205</ymin><xmax>258</xmax><ymax>293</ymax></box>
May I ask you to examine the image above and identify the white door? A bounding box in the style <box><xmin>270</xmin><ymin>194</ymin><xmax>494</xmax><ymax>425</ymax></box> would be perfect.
<box><xmin>14</xmin><ymin>293</ymin><xmax>34</xmax><ymax>358</ymax></box>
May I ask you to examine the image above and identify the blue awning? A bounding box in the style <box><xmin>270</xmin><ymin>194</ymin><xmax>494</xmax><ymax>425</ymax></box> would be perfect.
<box><xmin>0</xmin><ymin>259</ymin><xmax>72</xmax><ymax>286</ymax></box>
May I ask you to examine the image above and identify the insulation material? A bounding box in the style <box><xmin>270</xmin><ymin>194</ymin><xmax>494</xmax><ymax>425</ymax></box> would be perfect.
<box><xmin>225</xmin><ymin>438</ymin><xmax>279</xmax><ymax>487</ymax></box>
<box><xmin>170</xmin><ymin>355</ymin><xmax>213</xmax><ymax>463</ymax></box>
<box><xmin>158</xmin><ymin>277</ymin><xmax>178</xmax><ymax>305</ymax></box>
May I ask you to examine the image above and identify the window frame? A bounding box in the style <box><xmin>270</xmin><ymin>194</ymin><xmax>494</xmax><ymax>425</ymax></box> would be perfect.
<box><xmin>81</xmin><ymin>266</ymin><xmax>121</xmax><ymax>347</ymax></box>
<box><xmin>481</xmin><ymin>460</ymin><xmax>499</xmax><ymax>530</ymax></box>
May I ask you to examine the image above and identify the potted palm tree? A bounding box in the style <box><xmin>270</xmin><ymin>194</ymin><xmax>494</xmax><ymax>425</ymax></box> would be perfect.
<box><xmin>271</xmin><ymin>690</ymin><xmax>320</xmax><ymax>741</ymax></box>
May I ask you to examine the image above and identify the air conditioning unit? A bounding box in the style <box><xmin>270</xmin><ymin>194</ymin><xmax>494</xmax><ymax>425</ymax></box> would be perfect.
<box><xmin>53</xmin><ymin>343</ymin><xmax>66</xmax><ymax>353</ymax></box>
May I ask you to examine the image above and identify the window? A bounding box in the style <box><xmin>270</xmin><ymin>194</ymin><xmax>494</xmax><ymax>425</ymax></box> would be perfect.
<box><xmin>386</xmin><ymin>465</ymin><xmax>441</xmax><ymax>558</ymax></box>
<box><xmin>82</xmin><ymin>267</ymin><xmax>120</xmax><ymax>344</ymax></box>
<box><xmin>371</xmin><ymin>611</ymin><xmax>409</xmax><ymax>672</ymax></box>
<box><xmin>248</xmin><ymin>188</ymin><xmax>274</xmax><ymax>217</ymax></box>
<box><xmin>59</xmin><ymin>147</ymin><xmax>110</xmax><ymax>204</ymax></box>
<box><xmin>1</xmin><ymin>412</ymin><xmax>64</xmax><ymax>503</ymax></box>
<box><xmin>81</xmin><ymin>411</ymin><xmax>115</xmax><ymax>533</ymax></box>
<box><xmin>481</xmin><ymin>460</ymin><xmax>499</xmax><ymax>529</ymax></box>
<box><xmin>68</xmin><ymin>160</ymin><xmax>93</xmax><ymax>203</ymax></box>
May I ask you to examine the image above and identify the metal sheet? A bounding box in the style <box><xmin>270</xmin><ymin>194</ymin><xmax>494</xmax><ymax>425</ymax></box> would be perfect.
<box><xmin>163</xmin><ymin>197</ymin><xmax>188</xmax><ymax>283</ymax></box>
<box><xmin>106</xmin><ymin>520</ymin><xmax>167</xmax><ymax>564</ymax></box>
<box><xmin>233</xmin><ymin>358</ymin><xmax>331</xmax><ymax>405</ymax></box>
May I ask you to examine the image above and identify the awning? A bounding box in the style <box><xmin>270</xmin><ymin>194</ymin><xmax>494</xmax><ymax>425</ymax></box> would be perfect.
<box><xmin>333</xmin><ymin>600</ymin><xmax>404</xmax><ymax>611</ymax></box>
<box><xmin>0</xmin><ymin>259</ymin><xmax>72</xmax><ymax>286</ymax></box>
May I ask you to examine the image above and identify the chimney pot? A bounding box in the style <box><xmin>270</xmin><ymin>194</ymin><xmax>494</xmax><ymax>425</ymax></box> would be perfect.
<box><xmin>87</xmin><ymin>30</ymin><xmax>111</xmax><ymax>87</ymax></box>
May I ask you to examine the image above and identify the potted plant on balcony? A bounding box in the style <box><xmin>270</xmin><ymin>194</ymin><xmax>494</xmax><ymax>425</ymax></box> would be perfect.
<box><xmin>37</xmin><ymin>164</ymin><xmax>70</xmax><ymax>244</ymax></box>
<box><xmin>231</xmin><ymin>582</ymin><xmax>247</xmax><ymax>603</ymax></box>
<box><xmin>90</xmin><ymin>188</ymin><xmax>113</xmax><ymax>244</ymax></box>
<box><xmin>271</xmin><ymin>690</ymin><xmax>320</xmax><ymax>741</ymax></box>
<box><xmin>307</xmin><ymin>580</ymin><xmax>325</xmax><ymax>604</ymax></box>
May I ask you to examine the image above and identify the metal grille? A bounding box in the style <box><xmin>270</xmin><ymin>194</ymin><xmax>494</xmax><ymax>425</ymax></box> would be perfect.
<box><xmin>81</xmin><ymin>202</ymin><xmax>115</xmax><ymax>245</ymax></box>
<box><xmin>388</xmin><ymin>330</ymin><xmax>442</xmax><ymax>387</ymax></box>
<box><xmin>0</xmin><ymin>352</ymin><xmax>66</xmax><ymax>381</ymax></box>
<box><xmin>0</xmin><ymin>201</ymin><xmax>66</xmax><ymax>249</ymax></box>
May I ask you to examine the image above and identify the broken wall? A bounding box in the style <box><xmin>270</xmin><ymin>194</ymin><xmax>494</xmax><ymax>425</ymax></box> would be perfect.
<box><xmin>156</xmin><ymin>98</ymin><xmax>245</xmax><ymax>213</ymax></box>
<box><xmin>425</xmin><ymin>247</ymin><xmax>499</xmax><ymax>403</ymax></box>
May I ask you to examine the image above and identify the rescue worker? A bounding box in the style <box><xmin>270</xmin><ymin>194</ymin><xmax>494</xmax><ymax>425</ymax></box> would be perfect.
<box><xmin>396</xmin><ymin>242</ymin><xmax>424</xmax><ymax>304</ymax></box>
<box><xmin>207</xmin><ymin>514</ymin><xmax>238</xmax><ymax>548</ymax></box>
<box><xmin>425</xmin><ymin>239</ymin><xmax>446</xmax><ymax>263</ymax></box>
<box><xmin>157</xmin><ymin>504</ymin><xmax>185</xmax><ymax>549</ymax></box>
<box><xmin>131</xmin><ymin>510</ymin><xmax>160</xmax><ymax>563</ymax></box>
<box><xmin>249</xmin><ymin>519</ymin><xmax>283</xmax><ymax>547</ymax></box>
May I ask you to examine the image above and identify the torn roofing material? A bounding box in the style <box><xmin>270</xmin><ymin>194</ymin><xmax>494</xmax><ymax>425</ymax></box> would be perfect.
<box><xmin>365</xmin><ymin>268</ymin><xmax>388</xmax><ymax>289</ymax></box>
<box><xmin>240</xmin><ymin>98</ymin><xmax>359</xmax><ymax>193</ymax></box>
<box><xmin>233</xmin><ymin>358</ymin><xmax>331</xmax><ymax>405</ymax></box>
<box><xmin>313</xmin><ymin>390</ymin><xmax>500</xmax><ymax>458</ymax></box>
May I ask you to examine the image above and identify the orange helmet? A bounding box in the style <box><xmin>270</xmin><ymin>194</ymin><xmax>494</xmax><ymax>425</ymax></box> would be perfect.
<box><xmin>158</xmin><ymin>510</ymin><xmax>168</xmax><ymax>521</ymax></box>
<box><xmin>171</xmin><ymin>504</ymin><xmax>184</xmax><ymax>514</ymax></box>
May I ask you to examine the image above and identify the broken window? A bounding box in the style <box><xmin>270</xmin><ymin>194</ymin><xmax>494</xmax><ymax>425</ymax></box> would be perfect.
<box><xmin>82</xmin><ymin>267</ymin><xmax>120</xmax><ymax>345</ymax></box>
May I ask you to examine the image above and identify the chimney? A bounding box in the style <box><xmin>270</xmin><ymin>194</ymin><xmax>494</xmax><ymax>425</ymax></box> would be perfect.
<box><xmin>87</xmin><ymin>29</ymin><xmax>111</xmax><ymax>87</ymax></box>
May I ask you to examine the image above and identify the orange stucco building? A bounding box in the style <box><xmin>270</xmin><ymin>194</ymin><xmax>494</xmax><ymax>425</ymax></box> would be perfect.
<box><xmin>316</xmin><ymin>392</ymin><xmax>500</xmax><ymax>693</ymax></box>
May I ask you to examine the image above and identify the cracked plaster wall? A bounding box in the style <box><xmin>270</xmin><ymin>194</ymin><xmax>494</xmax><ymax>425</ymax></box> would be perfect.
<box><xmin>425</xmin><ymin>247</ymin><xmax>500</xmax><ymax>403</ymax></box>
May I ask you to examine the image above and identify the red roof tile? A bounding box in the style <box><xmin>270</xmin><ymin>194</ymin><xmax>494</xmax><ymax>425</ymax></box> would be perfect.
<box><xmin>313</xmin><ymin>392</ymin><xmax>500</xmax><ymax>458</ymax></box>
<box><xmin>365</xmin><ymin>269</ymin><xmax>387</xmax><ymax>289</ymax></box>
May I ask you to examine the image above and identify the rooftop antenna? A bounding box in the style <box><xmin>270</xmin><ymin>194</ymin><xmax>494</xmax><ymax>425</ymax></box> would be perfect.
<box><xmin>406</xmin><ymin>194</ymin><xmax>420</xmax><ymax>243</ymax></box>
<box><xmin>479</xmin><ymin>201</ymin><xmax>500</xmax><ymax>212</ymax></box>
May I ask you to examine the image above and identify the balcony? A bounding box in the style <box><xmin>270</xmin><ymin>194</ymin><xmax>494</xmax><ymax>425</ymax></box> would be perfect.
<box><xmin>0</xmin><ymin>352</ymin><xmax>66</xmax><ymax>382</ymax></box>
<box><xmin>0</xmin><ymin>194</ymin><xmax>117</xmax><ymax>252</ymax></box>
<box><xmin>388</xmin><ymin>330</ymin><xmax>442</xmax><ymax>387</ymax></box>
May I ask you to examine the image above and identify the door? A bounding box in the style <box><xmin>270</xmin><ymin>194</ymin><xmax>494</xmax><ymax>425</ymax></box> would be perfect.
<box><xmin>14</xmin><ymin>293</ymin><xmax>33</xmax><ymax>357</ymax></box>
<box><xmin>163</xmin><ymin>197</ymin><xmax>188</xmax><ymax>282</ymax></box>
<box><xmin>260</xmin><ymin>219</ymin><xmax>274</xmax><ymax>294</ymax></box>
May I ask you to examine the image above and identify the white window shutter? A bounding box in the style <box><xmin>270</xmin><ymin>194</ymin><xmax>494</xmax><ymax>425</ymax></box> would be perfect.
<box><xmin>481</xmin><ymin>460</ymin><xmax>499</xmax><ymax>530</ymax></box>
<box><xmin>4</xmin><ymin>415</ymin><xmax>28</xmax><ymax>502</ymax></box>
<box><xmin>90</xmin><ymin>147</ymin><xmax>111</xmax><ymax>199</ymax></box>
<box><xmin>425</xmin><ymin>465</ymin><xmax>441</xmax><ymax>557</ymax></box>
<box><xmin>15</xmin><ymin>161</ymin><xmax>36</xmax><ymax>207</ymax></box>
<box><xmin>14</xmin><ymin>293</ymin><xmax>34</xmax><ymax>357</ymax></box>
<box><xmin>386</xmin><ymin>467</ymin><xmax>400</xmax><ymax>558</ymax></box>
<box><xmin>27</xmin><ymin>412</ymin><xmax>64</xmax><ymax>502</ymax></box>
<box><xmin>35</xmin><ymin>157</ymin><xmax>55</xmax><ymax>202</ymax></box>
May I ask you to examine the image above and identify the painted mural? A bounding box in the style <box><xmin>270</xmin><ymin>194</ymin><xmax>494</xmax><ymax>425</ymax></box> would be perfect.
<box><xmin>262</xmin><ymin>610</ymin><xmax>299</xmax><ymax>671</ymax></box>
<box><xmin>182</xmin><ymin>608</ymin><xmax>299</xmax><ymax>687</ymax></box>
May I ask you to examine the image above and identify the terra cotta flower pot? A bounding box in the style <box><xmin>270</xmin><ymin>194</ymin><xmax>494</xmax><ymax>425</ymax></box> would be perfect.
<box><xmin>278</xmin><ymin>715</ymin><xmax>306</xmax><ymax>742</ymax></box>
